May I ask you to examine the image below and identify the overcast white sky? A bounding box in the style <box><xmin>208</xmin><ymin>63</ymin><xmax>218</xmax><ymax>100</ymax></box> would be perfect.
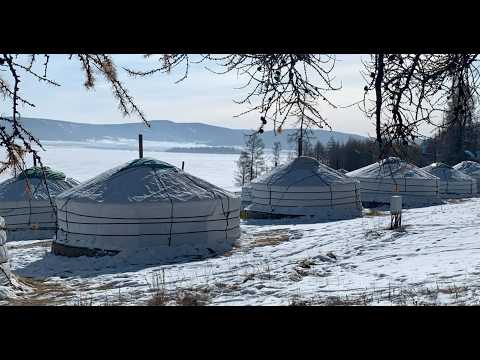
<box><xmin>7</xmin><ymin>54</ymin><xmax>437</xmax><ymax>137</ymax></box>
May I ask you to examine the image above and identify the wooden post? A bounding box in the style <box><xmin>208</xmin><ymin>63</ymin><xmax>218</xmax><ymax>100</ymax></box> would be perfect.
<box><xmin>138</xmin><ymin>134</ymin><xmax>143</xmax><ymax>159</ymax></box>
<box><xmin>181</xmin><ymin>161</ymin><xmax>185</xmax><ymax>170</ymax></box>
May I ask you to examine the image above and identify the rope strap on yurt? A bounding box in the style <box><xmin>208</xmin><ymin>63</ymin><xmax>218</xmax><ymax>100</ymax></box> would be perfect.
<box><xmin>330</xmin><ymin>184</ymin><xmax>333</xmax><ymax>208</ymax></box>
<box><xmin>223</xmin><ymin>196</ymin><xmax>231</xmax><ymax>243</ymax></box>
<box><xmin>0</xmin><ymin>266</ymin><xmax>13</xmax><ymax>287</ymax></box>
<box><xmin>60</xmin><ymin>198</ymin><xmax>75</xmax><ymax>244</ymax></box>
<box><xmin>152</xmin><ymin>172</ymin><xmax>174</xmax><ymax>247</ymax></box>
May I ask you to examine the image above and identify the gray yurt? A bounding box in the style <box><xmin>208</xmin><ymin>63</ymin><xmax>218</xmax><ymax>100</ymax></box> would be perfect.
<box><xmin>346</xmin><ymin>157</ymin><xmax>442</xmax><ymax>208</ymax></box>
<box><xmin>52</xmin><ymin>158</ymin><xmax>241</xmax><ymax>258</ymax></box>
<box><xmin>422</xmin><ymin>162</ymin><xmax>477</xmax><ymax>198</ymax></box>
<box><xmin>453</xmin><ymin>161</ymin><xmax>480</xmax><ymax>193</ymax></box>
<box><xmin>0</xmin><ymin>217</ymin><xmax>10</xmax><ymax>287</ymax></box>
<box><xmin>0</xmin><ymin>167</ymin><xmax>79</xmax><ymax>241</ymax></box>
<box><xmin>244</xmin><ymin>156</ymin><xmax>362</xmax><ymax>220</ymax></box>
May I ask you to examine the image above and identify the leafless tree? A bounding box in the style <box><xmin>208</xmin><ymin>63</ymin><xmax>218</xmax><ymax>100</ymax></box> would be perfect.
<box><xmin>125</xmin><ymin>54</ymin><xmax>341</xmax><ymax>135</ymax></box>
<box><xmin>0</xmin><ymin>54</ymin><xmax>148</xmax><ymax>176</ymax></box>
<box><xmin>4</xmin><ymin>52</ymin><xmax>480</xmax><ymax>174</ymax></box>
<box><xmin>360</xmin><ymin>54</ymin><xmax>480</xmax><ymax>158</ymax></box>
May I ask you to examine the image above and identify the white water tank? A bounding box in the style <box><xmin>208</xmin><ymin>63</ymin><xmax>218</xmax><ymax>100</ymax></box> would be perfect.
<box><xmin>390</xmin><ymin>195</ymin><xmax>402</xmax><ymax>214</ymax></box>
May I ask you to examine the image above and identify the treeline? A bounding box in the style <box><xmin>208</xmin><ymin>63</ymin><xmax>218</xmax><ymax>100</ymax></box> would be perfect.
<box><xmin>420</xmin><ymin>90</ymin><xmax>480</xmax><ymax>166</ymax></box>
<box><xmin>165</xmin><ymin>146</ymin><xmax>241</xmax><ymax>154</ymax></box>
<box><xmin>236</xmin><ymin>91</ymin><xmax>480</xmax><ymax>185</ymax></box>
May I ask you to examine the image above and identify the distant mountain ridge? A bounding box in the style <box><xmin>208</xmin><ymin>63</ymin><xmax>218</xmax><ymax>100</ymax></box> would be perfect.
<box><xmin>12</xmin><ymin>117</ymin><xmax>366</xmax><ymax>148</ymax></box>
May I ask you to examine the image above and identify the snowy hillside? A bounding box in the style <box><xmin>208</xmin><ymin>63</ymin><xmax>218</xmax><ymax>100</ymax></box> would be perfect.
<box><xmin>12</xmin><ymin>117</ymin><xmax>366</xmax><ymax>148</ymax></box>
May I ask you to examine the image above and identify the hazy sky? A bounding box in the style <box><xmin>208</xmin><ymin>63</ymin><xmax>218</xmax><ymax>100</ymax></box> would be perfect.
<box><xmin>6</xmin><ymin>54</ymin><xmax>433</xmax><ymax>137</ymax></box>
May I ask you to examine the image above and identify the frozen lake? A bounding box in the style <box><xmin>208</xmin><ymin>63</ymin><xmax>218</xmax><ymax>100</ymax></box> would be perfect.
<box><xmin>0</xmin><ymin>142</ymin><xmax>245</xmax><ymax>192</ymax></box>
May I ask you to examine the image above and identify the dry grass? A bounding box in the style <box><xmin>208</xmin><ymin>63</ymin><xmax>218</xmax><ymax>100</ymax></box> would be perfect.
<box><xmin>145</xmin><ymin>270</ymin><xmax>211</xmax><ymax>306</ymax></box>
<box><xmin>247</xmin><ymin>229</ymin><xmax>291</xmax><ymax>249</ymax></box>
<box><xmin>364</xmin><ymin>209</ymin><xmax>388</xmax><ymax>217</ymax></box>
<box><xmin>147</xmin><ymin>270</ymin><xmax>171</xmax><ymax>306</ymax></box>
<box><xmin>175</xmin><ymin>288</ymin><xmax>210</xmax><ymax>306</ymax></box>
<box><xmin>288</xmin><ymin>282</ymin><xmax>475</xmax><ymax>306</ymax></box>
<box><xmin>7</xmin><ymin>276</ymin><xmax>74</xmax><ymax>306</ymax></box>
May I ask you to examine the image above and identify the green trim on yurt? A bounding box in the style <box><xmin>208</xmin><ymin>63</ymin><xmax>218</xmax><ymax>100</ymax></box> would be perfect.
<box><xmin>17</xmin><ymin>166</ymin><xmax>66</xmax><ymax>180</ymax></box>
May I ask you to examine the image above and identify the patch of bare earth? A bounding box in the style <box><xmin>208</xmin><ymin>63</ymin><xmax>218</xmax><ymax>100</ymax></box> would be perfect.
<box><xmin>8</xmin><ymin>240</ymin><xmax>52</xmax><ymax>250</ymax></box>
<box><xmin>247</xmin><ymin>229</ymin><xmax>293</xmax><ymax>249</ymax></box>
<box><xmin>364</xmin><ymin>209</ymin><xmax>388</xmax><ymax>217</ymax></box>
<box><xmin>446</xmin><ymin>198</ymin><xmax>470</xmax><ymax>204</ymax></box>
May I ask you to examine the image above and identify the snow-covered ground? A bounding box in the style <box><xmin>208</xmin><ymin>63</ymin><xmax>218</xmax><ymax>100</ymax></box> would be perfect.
<box><xmin>2</xmin><ymin>198</ymin><xmax>480</xmax><ymax>306</ymax></box>
<box><xmin>1</xmin><ymin>143</ymin><xmax>480</xmax><ymax>305</ymax></box>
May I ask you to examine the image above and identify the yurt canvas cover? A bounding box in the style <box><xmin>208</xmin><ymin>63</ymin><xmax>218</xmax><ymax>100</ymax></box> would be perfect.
<box><xmin>453</xmin><ymin>161</ymin><xmax>480</xmax><ymax>193</ymax></box>
<box><xmin>240</xmin><ymin>184</ymin><xmax>253</xmax><ymax>210</ymax></box>
<box><xmin>0</xmin><ymin>217</ymin><xmax>11</xmax><ymax>287</ymax></box>
<box><xmin>53</xmin><ymin>158</ymin><xmax>241</xmax><ymax>258</ymax></box>
<box><xmin>422</xmin><ymin>162</ymin><xmax>477</xmax><ymax>198</ymax></box>
<box><xmin>346</xmin><ymin>157</ymin><xmax>442</xmax><ymax>208</ymax></box>
<box><xmin>244</xmin><ymin>156</ymin><xmax>362</xmax><ymax>220</ymax></box>
<box><xmin>0</xmin><ymin>167</ymin><xmax>79</xmax><ymax>241</ymax></box>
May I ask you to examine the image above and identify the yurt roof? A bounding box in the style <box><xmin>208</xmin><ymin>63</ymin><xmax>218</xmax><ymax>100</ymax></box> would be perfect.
<box><xmin>346</xmin><ymin>157</ymin><xmax>438</xmax><ymax>180</ymax></box>
<box><xmin>453</xmin><ymin>161</ymin><xmax>480</xmax><ymax>176</ymax></box>
<box><xmin>422</xmin><ymin>162</ymin><xmax>475</xmax><ymax>182</ymax></box>
<box><xmin>57</xmin><ymin>157</ymin><xmax>237</xmax><ymax>204</ymax></box>
<box><xmin>251</xmin><ymin>156</ymin><xmax>356</xmax><ymax>187</ymax></box>
<box><xmin>0</xmin><ymin>166</ymin><xmax>78</xmax><ymax>201</ymax></box>
<box><xmin>17</xmin><ymin>166</ymin><xmax>66</xmax><ymax>180</ymax></box>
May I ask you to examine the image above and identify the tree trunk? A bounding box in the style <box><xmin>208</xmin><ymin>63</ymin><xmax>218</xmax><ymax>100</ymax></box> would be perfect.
<box><xmin>375</xmin><ymin>54</ymin><xmax>385</xmax><ymax>154</ymax></box>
